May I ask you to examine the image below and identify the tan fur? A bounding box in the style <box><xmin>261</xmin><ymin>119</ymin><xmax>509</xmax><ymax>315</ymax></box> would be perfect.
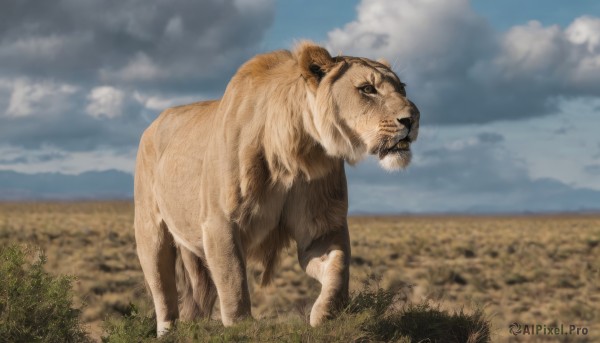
<box><xmin>134</xmin><ymin>41</ymin><xmax>420</xmax><ymax>335</ymax></box>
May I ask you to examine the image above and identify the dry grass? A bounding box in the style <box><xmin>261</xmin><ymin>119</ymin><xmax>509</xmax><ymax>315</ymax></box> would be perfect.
<box><xmin>0</xmin><ymin>201</ymin><xmax>598</xmax><ymax>342</ymax></box>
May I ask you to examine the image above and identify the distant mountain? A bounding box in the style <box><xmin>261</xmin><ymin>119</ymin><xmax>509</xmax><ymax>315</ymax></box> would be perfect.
<box><xmin>0</xmin><ymin>169</ymin><xmax>133</xmax><ymax>200</ymax></box>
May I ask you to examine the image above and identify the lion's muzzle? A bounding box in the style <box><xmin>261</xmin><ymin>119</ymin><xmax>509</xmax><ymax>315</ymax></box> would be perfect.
<box><xmin>372</xmin><ymin>99</ymin><xmax>419</xmax><ymax>170</ymax></box>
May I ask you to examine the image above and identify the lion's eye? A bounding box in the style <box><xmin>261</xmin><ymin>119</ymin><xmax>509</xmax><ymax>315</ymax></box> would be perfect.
<box><xmin>360</xmin><ymin>84</ymin><xmax>377</xmax><ymax>94</ymax></box>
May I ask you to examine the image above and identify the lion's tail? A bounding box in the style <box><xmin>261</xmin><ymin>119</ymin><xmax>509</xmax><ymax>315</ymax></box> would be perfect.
<box><xmin>175</xmin><ymin>245</ymin><xmax>217</xmax><ymax>320</ymax></box>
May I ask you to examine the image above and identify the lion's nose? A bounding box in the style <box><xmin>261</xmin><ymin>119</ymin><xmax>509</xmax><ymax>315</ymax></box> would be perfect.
<box><xmin>397</xmin><ymin>117</ymin><xmax>412</xmax><ymax>132</ymax></box>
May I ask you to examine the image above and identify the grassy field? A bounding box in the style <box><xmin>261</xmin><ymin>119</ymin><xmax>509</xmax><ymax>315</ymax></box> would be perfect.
<box><xmin>0</xmin><ymin>201</ymin><xmax>598</xmax><ymax>342</ymax></box>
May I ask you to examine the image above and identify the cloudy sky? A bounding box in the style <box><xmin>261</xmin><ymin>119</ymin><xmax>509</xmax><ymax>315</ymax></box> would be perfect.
<box><xmin>1</xmin><ymin>0</ymin><xmax>599</xmax><ymax>213</ymax></box>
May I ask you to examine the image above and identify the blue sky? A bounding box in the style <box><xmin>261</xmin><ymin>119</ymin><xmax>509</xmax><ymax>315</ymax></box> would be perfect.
<box><xmin>264</xmin><ymin>0</ymin><xmax>600</xmax><ymax>46</ymax></box>
<box><xmin>0</xmin><ymin>0</ymin><xmax>599</xmax><ymax>213</ymax></box>
<box><xmin>472</xmin><ymin>0</ymin><xmax>600</xmax><ymax>30</ymax></box>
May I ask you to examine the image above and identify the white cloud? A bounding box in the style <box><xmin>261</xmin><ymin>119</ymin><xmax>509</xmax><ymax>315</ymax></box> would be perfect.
<box><xmin>0</xmin><ymin>145</ymin><xmax>66</xmax><ymax>165</ymax></box>
<box><xmin>486</xmin><ymin>19</ymin><xmax>600</xmax><ymax>87</ymax></box>
<box><xmin>86</xmin><ymin>86</ymin><xmax>125</xmax><ymax>119</ymax></box>
<box><xmin>327</xmin><ymin>0</ymin><xmax>600</xmax><ymax>124</ymax></box>
<box><xmin>0</xmin><ymin>34</ymin><xmax>66</xmax><ymax>60</ymax></box>
<box><xmin>133</xmin><ymin>91</ymin><xmax>199</xmax><ymax>111</ymax></box>
<box><xmin>347</xmin><ymin>125</ymin><xmax>600</xmax><ymax>213</ymax></box>
<box><xmin>327</xmin><ymin>0</ymin><xmax>488</xmax><ymax>75</ymax></box>
<box><xmin>0</xmin><ymin>0</ymin><xmax>276</xmax><ymax>150</ymax></box>
<box><xmin>496</xmin><ymin>21</ymin><xmax>566</xmax><ymax>75</ymax></box>
<box><xmin>100</xmin><ymin>52</ymin><xmax>165</xmax><ymax>83</ymax></box>
<box><xmin>566</xmin><ymin>16</ymin><xmax>600</xmax><ymax>53</ymax></box>
<box><xmin>4</xmin><ymin>78</ymin><xmax>78</xmax><ymax>117</ymax></box>
<box><xmin>164</xmin><ymin>16</ymin><xmax>184</xmax><ymax>38</ymax></box>
<box><xmin>0</xmin><ymin>145</ymin><xmax>135</xmax><ymax>174</ymax></box>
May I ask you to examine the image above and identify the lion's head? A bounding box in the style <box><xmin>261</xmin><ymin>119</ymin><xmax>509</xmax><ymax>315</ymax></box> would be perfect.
<box><xmin>296</xmin><ymin>42</ymin><xmax>420</xmax><ymax>171</ymax></box>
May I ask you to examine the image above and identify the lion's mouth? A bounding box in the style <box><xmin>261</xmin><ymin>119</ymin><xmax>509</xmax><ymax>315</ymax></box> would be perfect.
<box><xmin>376</xmin><ymin>137</ymin><xmax>411</xmax><ymax>159</ymax></box>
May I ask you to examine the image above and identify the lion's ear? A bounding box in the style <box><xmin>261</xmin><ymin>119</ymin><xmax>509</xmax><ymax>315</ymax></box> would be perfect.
<box><xmin>295</xmin><ymin>41</ymin><xmax>333</xmax><ymax>88</ymax></box>
<box><xmin>377</xmin><ymin>58</ymin><xmax>391</xmax><ymax>68</ymax></box>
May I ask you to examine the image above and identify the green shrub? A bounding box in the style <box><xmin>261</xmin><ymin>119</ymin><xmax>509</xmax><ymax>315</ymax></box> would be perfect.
<box><xmin>0</xmin><ymin>245</ymin><xmax>90</xmax><ymax>343</ymax></box>
<box><xmin>102</xmin><ymin>303</ymin><xmax>156</xmax><ymax>343</ymax></box>
<box><xmin>346</xmin><ymin>287</ymin><xmax>490</xmax><ymax>342</ymax></box>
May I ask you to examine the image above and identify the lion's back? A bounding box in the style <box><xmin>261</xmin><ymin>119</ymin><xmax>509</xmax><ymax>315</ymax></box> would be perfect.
<box><xmin>135</xmin><ymin>99</ymin><xmax>219</xmax><ymax>213</ymax></box>
<box><xmin>149</xmin><ymin>100</ymin><xmax>219</xmax><ymax>155</ymax></box>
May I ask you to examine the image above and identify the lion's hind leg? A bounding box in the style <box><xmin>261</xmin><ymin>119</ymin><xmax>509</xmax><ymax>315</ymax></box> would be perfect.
<box><xmin>176</xmin><ymin>246</ymin><xmax>217</xmax><ymax>320</ymax></box>
<box><xmin>135</xmin><ymin>218</ymin><xmax>179</xmax><ymax>336</ymax></box>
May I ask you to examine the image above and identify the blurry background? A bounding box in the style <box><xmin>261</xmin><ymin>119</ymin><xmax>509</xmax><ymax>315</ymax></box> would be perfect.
<box><xmin>1</xmin><ymin>0</ymin><xmax>599</xmax><ymax>213</ymax></box>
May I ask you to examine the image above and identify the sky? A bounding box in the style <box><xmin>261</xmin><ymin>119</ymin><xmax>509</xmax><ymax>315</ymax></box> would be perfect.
<box><xmin>0</xmin><ymin>0</ymin><xmax>599</xmax><ymax>213</ymax></box>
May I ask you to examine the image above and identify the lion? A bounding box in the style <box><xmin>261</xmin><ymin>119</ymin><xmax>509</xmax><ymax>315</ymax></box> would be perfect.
<box><xmin>134</xmin><ymin>41</ymin><xmax>420</xmax><ymax>335</ymax></box>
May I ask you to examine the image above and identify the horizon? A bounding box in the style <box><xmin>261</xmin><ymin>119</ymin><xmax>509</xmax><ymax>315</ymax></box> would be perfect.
<box><xmin>1</xmin><ymin>191</ymin><xmax>599</xmax><ymax>216</ymax></box>
<box><xmin>1</xmin><ymin>0</ymin><xmax>599</xmax><ymax>213</ymax></box>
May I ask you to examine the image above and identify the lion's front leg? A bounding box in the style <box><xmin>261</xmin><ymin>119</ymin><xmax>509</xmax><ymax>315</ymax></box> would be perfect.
<box><xmin>203</xmin><ymin>220</ymin><xmax>252</xmax><ymax>326</ymax></box>
<box><xmin>297</xmin><ymin>227</ymin><xmax>350</xmax><ymax>327</ymax></box>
